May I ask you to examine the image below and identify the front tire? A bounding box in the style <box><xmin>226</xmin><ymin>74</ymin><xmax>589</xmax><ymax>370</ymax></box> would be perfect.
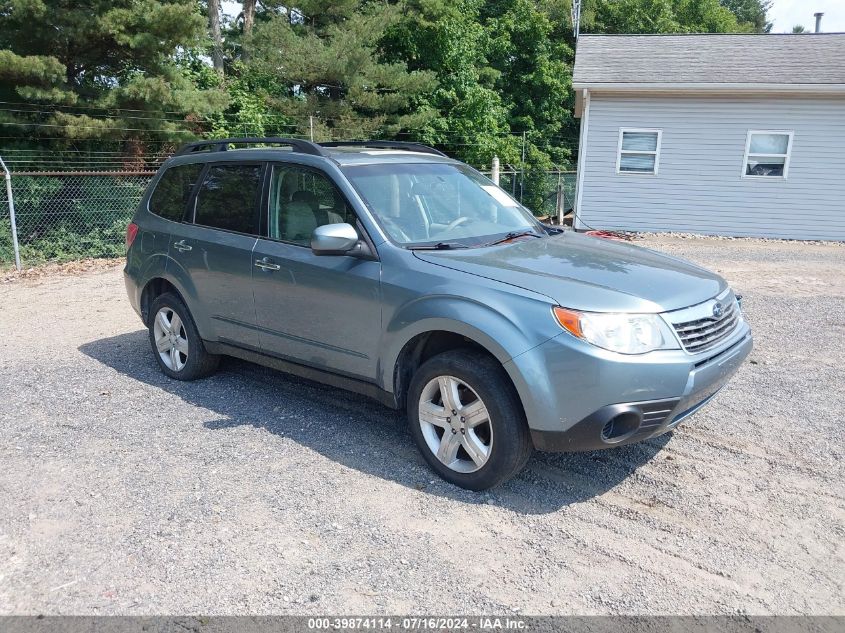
<box><xmin>407</xmin><ymin>350</ymin><xmax>532</xmax><ymax>490</ymax></box>
<box><xmin>148</xmin><ymin>292</ymin><xmax>219</xmax><ymax>381</ymax></box>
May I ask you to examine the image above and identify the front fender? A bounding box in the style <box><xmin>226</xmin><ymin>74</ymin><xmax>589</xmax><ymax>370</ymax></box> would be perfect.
<box><xmin>378</xmin><ymin>292</ymin><xmax>560</xmax><ymax>412</ymax></box>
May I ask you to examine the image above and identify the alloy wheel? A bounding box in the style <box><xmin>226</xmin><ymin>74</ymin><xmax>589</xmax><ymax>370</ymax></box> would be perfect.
<box><xmin>152</xmin><ymin>307</ymin><xmax>189</xmax><ymax>372</ymax></box>
<box><xmin>418</xmin><ymin>375</ymin><xmax>493</xmax><ymax>473</ymax></box>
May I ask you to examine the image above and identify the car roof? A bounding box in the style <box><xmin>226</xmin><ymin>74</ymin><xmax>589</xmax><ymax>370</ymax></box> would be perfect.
<box><xmin>321</xmin><ymin>147</ymin><xmax>457</xmax><ymax>166</ymax></box>
<box><xmin>217</xmin><ymin>147</ymin><xmax>456</xmax><ymax>165</ymax></box>
<box><xmin>165</xmin><ymin>139</ymin><xmax>459</xmax><ymax>168</ymax></box>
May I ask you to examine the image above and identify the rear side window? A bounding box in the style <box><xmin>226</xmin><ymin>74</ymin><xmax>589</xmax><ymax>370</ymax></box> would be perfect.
<box><xmin>194</xmin><ymin>164</ymin><xmax>263</xmax><ymax>234</ymax></box>
<box><xmin>148</xmin><ymin>163</ymin><xmax>204</xmax><ymax>221</ymax></box>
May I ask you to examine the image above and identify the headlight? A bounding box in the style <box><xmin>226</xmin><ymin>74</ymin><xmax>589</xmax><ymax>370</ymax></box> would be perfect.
<box><xmin>553</xmin><ymin>306</ymin><xmax>679</xmax><ymax>354</ymax></box>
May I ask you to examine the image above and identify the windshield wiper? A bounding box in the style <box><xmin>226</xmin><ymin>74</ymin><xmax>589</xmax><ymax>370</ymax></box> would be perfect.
<box><xmin>408</xmin><ymin>241</ymin><xmax>469</xmax><ymax>250</ymax></box>
<box><xmin>483</xmin><ymin>230</ymin><xmax>543</xmax><ymax>247</ymax></box>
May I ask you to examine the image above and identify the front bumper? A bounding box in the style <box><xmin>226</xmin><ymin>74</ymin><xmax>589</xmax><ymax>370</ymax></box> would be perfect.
<box><xmin>506</xmin><ymin>324</ymin><xmax>752</xmax><ymax>452</ymax></box>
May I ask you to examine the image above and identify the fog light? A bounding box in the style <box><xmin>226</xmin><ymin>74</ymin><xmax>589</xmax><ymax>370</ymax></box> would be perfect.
<box><xmin>601</xmin><ymin>412</ymin><xmax>641</xmax><ymax>441</ymax></box>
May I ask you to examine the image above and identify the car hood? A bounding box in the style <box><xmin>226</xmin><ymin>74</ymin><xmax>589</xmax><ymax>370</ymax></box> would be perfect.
<box><xmin>413</xmin><ymin>231</ymin><xmax>726</xmax><ymax>313</ymax></box>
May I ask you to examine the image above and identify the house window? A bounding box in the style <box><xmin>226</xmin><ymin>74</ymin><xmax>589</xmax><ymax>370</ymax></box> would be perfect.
<box><xmin>617</xmin><ymin>129</ymin><xmax>661</xmax><ymax>175</ymax></box>
<box><xmin>743</xmin><ymin>131</ymin><xmax>793</xmax><ymax>178</ymax></box>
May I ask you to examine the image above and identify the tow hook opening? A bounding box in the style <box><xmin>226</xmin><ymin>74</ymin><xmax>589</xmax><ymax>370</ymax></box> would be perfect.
<box><xmin>601</xmin><ymin>411</ymin><xmax>642</xmax><ymax>442</ymax></box>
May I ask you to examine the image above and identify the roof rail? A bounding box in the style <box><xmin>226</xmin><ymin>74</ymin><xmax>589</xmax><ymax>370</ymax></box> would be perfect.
<box><xmin>174</xmin><ymin>137</ymin><xmax>327</xmax><ymax>157</ymax></box>
<box><xmin>318</xmin><ymin>140</ymin><xmax>447</xmax><ymax>157</ymax></box>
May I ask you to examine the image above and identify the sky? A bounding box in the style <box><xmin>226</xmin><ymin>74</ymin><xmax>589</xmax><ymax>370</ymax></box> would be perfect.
<box><xmin>221</xmin><ymin>1</ymin><xmax>845</xmax><ymax>34</ymax></box>
<box><xmin>768</xmin><ymin>0</ymin><xmax>845</xmax><ymax>33</ymax></box>
<box><xmin>221</xmin><ymin>1</ymin><xmax>239</xmax><ymax>19</ymax></box>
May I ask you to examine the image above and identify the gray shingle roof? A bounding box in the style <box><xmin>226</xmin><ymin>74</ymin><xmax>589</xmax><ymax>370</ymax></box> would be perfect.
<box><xmin>572</xmin><ymin>34</ymin><xmax>845</xmax><ymax>87</ymax></box>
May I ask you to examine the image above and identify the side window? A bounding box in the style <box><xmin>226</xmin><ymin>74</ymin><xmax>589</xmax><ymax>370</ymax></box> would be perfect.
<box><xmin>268</xmin><ymin>164</ymin><xmax>356</xmax><ymax>245</ymax></box>
<box><xmin>148</xmin><ymin>163</ymin><xmax>203</xmax><ymax>221</ymax></box>
<box><xmin>617</xmin><ymin>129</ymin><xmax>661</xmax><ymax>175</ymax></box>
<box><xmin>743</xmin><ymin>131</ymin><xmax>793</xmax><ymax>178</ymax></box>
<box><xmin>194</xmin><ymin>164</ymin><xmax>263</xmax><ymax>234</ymax></box>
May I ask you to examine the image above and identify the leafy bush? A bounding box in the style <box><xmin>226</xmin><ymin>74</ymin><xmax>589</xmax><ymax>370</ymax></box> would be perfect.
<box><xmin>0</xmin><ymin>175</ymin><xmax>147</xmax><ymax>265</ymax></box>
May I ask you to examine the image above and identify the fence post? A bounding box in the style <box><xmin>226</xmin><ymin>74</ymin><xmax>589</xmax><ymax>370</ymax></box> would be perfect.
<box><xmin>555</xmin><ymin>171</ymin><xmax>564</xmax><ymax>225</ymax></box>
<box><xmin>491</xmin><ymin>156</ymin><xmax>500</xmax><ymax>185</ymax></box>
<box><xmin>0</xmin><ymin>156</ymin><xmax>21</xmax><ymax>271</ymax></box>
<box><xmin>519</xmin><ymin>131</ymin><xmax>526</xmax><ymax>203</ymax></box>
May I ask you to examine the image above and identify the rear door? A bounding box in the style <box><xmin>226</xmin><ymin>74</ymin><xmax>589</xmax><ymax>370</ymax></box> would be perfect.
<box><xmin>143</xmin><ymin>163</ymin><xmax>204</xmax><ymax>262</ymax></box>
<box><xmin>168</xmin><ymin>162</ymin><xmax>265</xmax><ymax>348</ymax></box>
<box><xmin>251</xmin><ymin>162</ymin><xmax>382</xmax><ymax>380</ymax></box>
<box><xmin>130</xmin><ymin>161</ymin><xmax>204</xmax><ymax>284</ymax></box>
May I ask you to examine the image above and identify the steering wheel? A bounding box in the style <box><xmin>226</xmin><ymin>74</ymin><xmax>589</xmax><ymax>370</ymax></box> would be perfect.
<box><xmin>445</xmin><ymin>216</ymin><xmax>472</xmax><ymax>231</ymax></box>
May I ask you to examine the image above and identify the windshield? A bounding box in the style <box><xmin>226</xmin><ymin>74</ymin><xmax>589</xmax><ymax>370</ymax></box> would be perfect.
<box><xmin>341</xmin><ymin>162</ymin><xmax>543</xmax><ymax>247</ymax></box>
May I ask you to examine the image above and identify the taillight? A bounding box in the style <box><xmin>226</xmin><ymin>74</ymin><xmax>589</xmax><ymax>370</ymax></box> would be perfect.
<box><xmin>125</xmin><ymin>222</ymin><xmax>139</xmax><ymax>250</ymax></box>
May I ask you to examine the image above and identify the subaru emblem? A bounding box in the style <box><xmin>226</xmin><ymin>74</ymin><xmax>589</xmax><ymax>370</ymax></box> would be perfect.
<box><xmin>712</xmin><ymin>302</ymin><xmax>724</xmax><ymax>318</ymax></box>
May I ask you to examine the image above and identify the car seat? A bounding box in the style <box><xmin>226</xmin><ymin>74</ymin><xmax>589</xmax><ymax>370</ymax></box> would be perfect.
<box><xmin>281</xmin><ymin>201</ymin><xmax>318</xmax><ymax>243</ymax></box>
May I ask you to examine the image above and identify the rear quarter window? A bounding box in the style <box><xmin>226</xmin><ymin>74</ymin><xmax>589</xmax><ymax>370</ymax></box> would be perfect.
<box><xmin>194</xmin><ymin>164</ymin><xmax>263</xmax><ymax>235</ymax></box>
<box><xmin>148</xmin><ymin>163</ymin><xmax>204</xmax><ymax>222</ymax></box>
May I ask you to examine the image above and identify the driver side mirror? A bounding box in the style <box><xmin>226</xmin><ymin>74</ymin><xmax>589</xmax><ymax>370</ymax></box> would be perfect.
<box><xmin>311</xmin><ymin>223</ymin><xmax>366</xmax><ymax>257</ymax></box>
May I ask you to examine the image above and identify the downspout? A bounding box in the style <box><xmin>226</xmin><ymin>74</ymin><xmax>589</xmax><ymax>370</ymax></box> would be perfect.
<box><xmin>574</xmin><ymin>88</ymin><xmax>591</xmax><ymax>230</ymax></box>
<box><xmin>0</xmin><ymin>155</ymin><xmax>21</xmax><ymax>271</ymax></box>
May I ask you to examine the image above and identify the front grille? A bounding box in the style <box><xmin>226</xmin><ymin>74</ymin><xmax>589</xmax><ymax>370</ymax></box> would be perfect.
<box><xmin>672</xmin><ymin>300</ymin><xmax>739</xmax><ymax>354</ymax></box>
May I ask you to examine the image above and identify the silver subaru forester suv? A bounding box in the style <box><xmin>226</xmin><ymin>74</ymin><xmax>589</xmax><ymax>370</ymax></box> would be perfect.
<box><xmin>124</xmin><ymin>138</ymin><xmax>752</xmax><ymax>490</ymax></box>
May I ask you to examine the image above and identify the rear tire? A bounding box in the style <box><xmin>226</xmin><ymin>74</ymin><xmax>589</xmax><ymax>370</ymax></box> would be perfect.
<box><xmin>148</xmin><ymin>293</ymin><xmax>219</xmax><ymax>381</ymax></box>
<box><xmin>407</xmin><ymin>349</ymin><xmax>532</xmax><ymax>490</ymax></box>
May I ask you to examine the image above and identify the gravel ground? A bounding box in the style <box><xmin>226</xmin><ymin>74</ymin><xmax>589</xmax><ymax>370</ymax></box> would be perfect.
<box><xmin>0</xmin><ymin>235</ymin><xmax>843</xmax><ymax>616</ymax></box>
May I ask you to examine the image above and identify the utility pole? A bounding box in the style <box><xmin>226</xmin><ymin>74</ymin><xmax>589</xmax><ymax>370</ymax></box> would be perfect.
<box><xmin>309</xmin><ymin>116</ymin><xmax>314</xmax><ymax>142</ymax></box>
<box><xmin>491</xmin><ymin>156</ymin><xmax>500</xmax><ymax>185</ymax></box>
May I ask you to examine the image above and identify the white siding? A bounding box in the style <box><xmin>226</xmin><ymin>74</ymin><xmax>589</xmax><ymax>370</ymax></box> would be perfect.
<box><xmin>577</xmin><ymin>94</ymin><xmax>845</xmax><ymax>240</ymax></box>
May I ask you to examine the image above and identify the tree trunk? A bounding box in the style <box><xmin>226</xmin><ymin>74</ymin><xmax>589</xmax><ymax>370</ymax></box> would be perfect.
<box><xmin>242</xmin><ymin>0</ymin><xmax>256</xmax><ymax>62</ymax></box>
<box><xmin>208</xmin><ymin>0</ymin><xmax>224</xmax><ymax>76</ymax></box>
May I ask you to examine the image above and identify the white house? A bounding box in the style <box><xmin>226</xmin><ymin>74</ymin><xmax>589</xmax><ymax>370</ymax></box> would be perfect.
<box><xmin>572</xmin><ymin>33</ymin><xmax>845</xmax><ymax>240</ymax></box>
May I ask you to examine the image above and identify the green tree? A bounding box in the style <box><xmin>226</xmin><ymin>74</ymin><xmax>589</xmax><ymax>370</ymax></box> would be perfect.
<box><xmin>480</xmin><ymin>0</ymin><xmax>575</xmax><ymax>209</ymax></box>
<box><xmin>0</xmin><ymin>0</ymin><xmax>227</xmax><ymax>155</ymax></box>
<box><xmin>586</xmin><ymin>0</ymin><xmax>749</xmax><ymax>34</ymax></box>
<box><xmin>382</xmin><ymin>0</ymin><xmax>518</xmax><ymax>165</ymax></box>
<box><xmin>237</xmin><ymin>1</ymin><xmax>438</xmax><ymax>140</ymax></box>
<box><xmin>719</xmin><ymin>0</ymin><xmax>773</xmax><ymax>32</ymax></box>
<box><xmin>484</xmin><ymin>2</ymin><xmax>574</xmax><ymax>153</ymax></box>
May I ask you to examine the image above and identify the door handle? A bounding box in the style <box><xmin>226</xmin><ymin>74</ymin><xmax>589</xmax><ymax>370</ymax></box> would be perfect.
<box><xmin>255</xmin><ymin>257</ymin><xmax>281</xmax><ymax>271</ymax></box>
<box><xmin>173</xmin><ymin>240</ymin><xmax>192</xmax><ymax>252</ymax></box>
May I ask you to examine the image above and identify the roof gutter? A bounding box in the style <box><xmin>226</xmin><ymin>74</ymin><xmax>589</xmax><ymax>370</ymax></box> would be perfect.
<box><xmin>572</xmin><ymin>82</ymin><xmax>845</xmax><ymax>94</ymax></box>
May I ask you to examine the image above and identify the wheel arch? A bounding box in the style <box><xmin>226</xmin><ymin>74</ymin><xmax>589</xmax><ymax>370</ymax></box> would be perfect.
<box><xmin>140</xmin><ymin>277</ymin><xmax>178</xmax><ymax>325</ymax></box>
<box><xmin>138</xmin><ymin>271</ymin><xmax>202</xmax><ymax>332</ymax></box>
<box><xmin>387</xmin><ymin>321</ymin><xmax>532</xmax><ymax>419</ymax></box>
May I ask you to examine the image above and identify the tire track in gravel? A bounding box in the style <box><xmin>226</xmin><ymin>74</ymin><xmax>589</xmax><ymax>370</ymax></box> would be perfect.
<box><xmin>664</xmin><ymin>429</ymin><xmax>842</xmax><ymax>484</ymax></box>
<box><xmin>522</xmin><ymin>445</ymin><xmax>843</xmax><ymax>596</ymax></box>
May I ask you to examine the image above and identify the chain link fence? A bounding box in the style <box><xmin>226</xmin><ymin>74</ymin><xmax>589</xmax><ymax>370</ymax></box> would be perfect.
<box><xmin>0</xmin><ymin>168</ymin><xmax>577</xmax><ymax>269</ymax></box>
<box><xmin>487</xmin><ymin>170</ymin><xmax>576</xmax><ymax>221</ymax></box>
<box><xmin>1</xmin><ymin>171</ymin><xmax>153</xmax><ymax>268</ymax></box>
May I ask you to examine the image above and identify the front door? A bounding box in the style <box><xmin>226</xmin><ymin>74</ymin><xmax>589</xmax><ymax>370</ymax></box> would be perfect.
<box><xmin>251</xmin><ymin>163</ymin><xmax>382</xmax><ymax>380</ymax></box>
<box><xmin>169</xmin><ymin>162</ymin><xmax>264</xmax><ymax>348</ymax></box>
